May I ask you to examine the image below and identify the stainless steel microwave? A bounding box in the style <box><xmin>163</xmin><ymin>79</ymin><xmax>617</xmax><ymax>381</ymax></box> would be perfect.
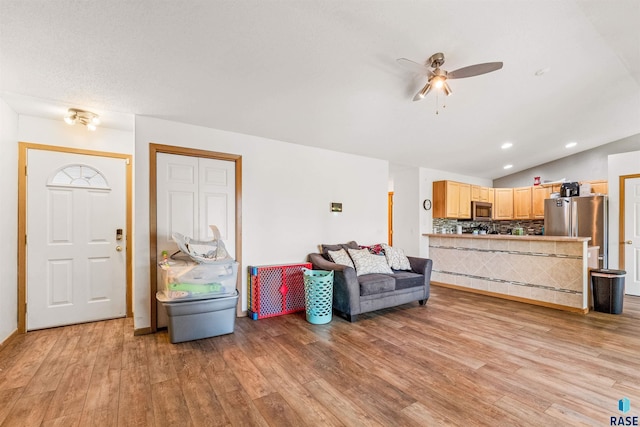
<box><xmin>471</xmin><ymin>201</ymin><xmax>492</xmax><ymax>221</ymax></box>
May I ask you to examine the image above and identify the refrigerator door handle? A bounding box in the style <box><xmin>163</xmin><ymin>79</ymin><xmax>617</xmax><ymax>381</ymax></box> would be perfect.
<box><xmin>571</xmin><ymin>199</ymin><xmax>578</xmax><ymax>237</ymax></box>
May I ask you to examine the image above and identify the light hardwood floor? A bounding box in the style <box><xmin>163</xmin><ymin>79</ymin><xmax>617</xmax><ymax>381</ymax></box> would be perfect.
<box><xmin>1</xmin><ymin>285</ymin><xmax>639</xmax><ymax>426</ymax></box>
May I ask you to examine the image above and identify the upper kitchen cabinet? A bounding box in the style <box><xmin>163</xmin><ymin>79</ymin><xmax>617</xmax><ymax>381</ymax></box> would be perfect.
<box><xmin>532</xmin><ymin>185</ymin><xmax>551</xmax><ymax>219</ymax></box>
<box><xmin>471</xmin><ymin>185</ymin><xmax>480</xmax><ymax>202</ymax></box>
<box><xmin>585</xmin><ymin>180</ymin><xmax>608</xmax><ymax>195</ymax></box>
<box><xmin>513</xmin><ymin>186</ymin><xmax>532</xmax><ymax>219</ymax></box>
<box><xmin>472</xmin><ymin>185</ymin><xmax>491</xmax><ymax>202</ymax></box>
<box><xmin>493</xmin><ymin>188</ymin><xmax>514</xmax><ymax>220</ymax></box>
<box><xmin>433</xmin><ymin>180</ymin><xmax>471</xmax><ymax>219</ymax></box>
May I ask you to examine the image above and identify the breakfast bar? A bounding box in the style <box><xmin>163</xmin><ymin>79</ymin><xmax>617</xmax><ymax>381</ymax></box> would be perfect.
<box><xmin>425</xmin><ymin>234</ymin><xmax>597</xmax><ymax>313</ymax></box>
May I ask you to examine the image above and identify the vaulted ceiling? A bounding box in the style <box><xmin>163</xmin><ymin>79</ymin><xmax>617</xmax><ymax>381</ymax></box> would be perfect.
<box><xmin>1</xmin><ymin>0</ymin><xmax>638</xmax><ymax>179</ymax></box>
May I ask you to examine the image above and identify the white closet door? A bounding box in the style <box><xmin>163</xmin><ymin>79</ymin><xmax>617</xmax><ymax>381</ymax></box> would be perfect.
<box><xmin>156</xmin><ymin>153</ymin><xmax>236</xmax><ymax>327</ymax></box>
<box><xmin>199</xmin><ymin>158</ymin><xmax>236</xmax><ymax>257</ymax></box>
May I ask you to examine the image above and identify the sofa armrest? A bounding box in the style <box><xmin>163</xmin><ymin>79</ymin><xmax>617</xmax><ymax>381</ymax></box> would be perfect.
<box><xmin>408</xmin><ymin>256</ymin><xmax>433</xmax><ymax>298</ymax></box>
<box><xmin>308</xmin><ymin>253</ymin><xmax>361</xmax><ymax>316</ymax></box>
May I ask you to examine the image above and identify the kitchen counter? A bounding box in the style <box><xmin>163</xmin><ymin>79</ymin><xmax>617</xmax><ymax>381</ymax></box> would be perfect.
<box><xmin>425</xmin><ymin>233</ymin><xmax>591</xmax><ymax>242</ymax></box>
<box><xmin>424</xmin><ymin>233</ymin><xmax>592</xmax><ymax>313</ymax></box>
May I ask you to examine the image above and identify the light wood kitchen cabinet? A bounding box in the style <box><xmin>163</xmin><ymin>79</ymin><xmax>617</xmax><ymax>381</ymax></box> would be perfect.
<box><xmin>532</xmin><ymin>185</ymin><xmax>551</xmax><ymax>219</ymax></box>
<box><xmin>459</xmin><ymin>184</ymin><xmax>471</xmax><ymax>218</ymax></box>
<box><xmin>479</xmin><ymin>186</ymin><xmax>490</xmax><ymax>202</ymax></box>
<box><xmin>471</xmin><ymin>185</ymin><xmax>480</xmax><ymax>202</ymax></box>
<box><xmin>493</xmin><ymin>188</ymin><xmax>514</xmax><ymax>220</ymax></box>
<box><xmin>471</xmin><ymin>185</ymin><xmax>491</xmax><ymax>202</ymax></box>
<box><xmin>488</xmin><ymin>188</ymin><xmax>495</xmax><ymax>218</ymax></box>
<box><xmin>513</xmin><ymin>186</ymin><xmax>532</xmax><ymax>219</ymax></box>
<box><xmin>585</xmin><ymin>180</ymin><xmax>608</xmax><ymax>195</ymax></box>
<box><xmin>433</xmin><ymin>180</ymin><xmax>472</xmax><ymax>219</ymax></box>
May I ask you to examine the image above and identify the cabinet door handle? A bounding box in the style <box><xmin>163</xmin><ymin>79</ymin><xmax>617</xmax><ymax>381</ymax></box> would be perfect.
<box><xmin>625</xmin><ymin>240</ymin><xmax>633</xmax><ymax>245</ymax></box>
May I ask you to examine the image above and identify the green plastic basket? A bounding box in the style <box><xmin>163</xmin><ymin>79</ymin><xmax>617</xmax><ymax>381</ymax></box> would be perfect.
<box><xmin>302</xmin><ymin>269</ymin><xmax>334</xmax><ymax>324</ymax></box>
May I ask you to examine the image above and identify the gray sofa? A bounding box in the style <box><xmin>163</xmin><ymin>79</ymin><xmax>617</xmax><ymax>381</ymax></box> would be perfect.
<box><xmin>308</xmin><ymin>241</ymin><xmax>432</xmax><ymax>322</ymax></box>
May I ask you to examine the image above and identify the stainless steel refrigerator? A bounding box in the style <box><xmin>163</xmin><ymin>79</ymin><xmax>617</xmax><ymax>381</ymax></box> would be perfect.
<box><xmin>544</xmin><ymin>195</ymin><xmax>608</xmax><ymax>268</ymax></box>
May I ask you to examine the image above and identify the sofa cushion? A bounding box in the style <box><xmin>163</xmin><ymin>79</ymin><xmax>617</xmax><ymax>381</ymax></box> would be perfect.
<box><xmin>358</xmin><ymin>274</ymin><xmax>396</xmax><ymax>296</ymax></box>
<box><xmin>393</xmin><ymin>271</ymin><xmax>424</xmax><ymax>290</ymax></box>
<box><xmin>321</xmin><ymin>241</ymin><xmax>359</xmax><ymax>260</ymax></box>
<box><xmin>382</xmin><ymin>243</ymin><xmax>412</xmax><ymax>270</ymax></box>
<box><xmin>348</xmin><ymin>248</ymin><xmax>393</xmax><ymax>276</ymax></box>
<box><xmin>327</xmin><ymin>248</ymin><xmax>355</xmax><ymax>269</ymax></box>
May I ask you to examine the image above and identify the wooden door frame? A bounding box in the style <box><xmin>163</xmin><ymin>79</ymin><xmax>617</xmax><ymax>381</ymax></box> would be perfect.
<box><xmin>619</xmin><ymin>173</ymin><xmax>640</xmax><ymax>269</ymax></box>
<box><xmin>388</xmin><ymin>192</ymin><xmax>393</xmax><ymax>245</ymax></box>
<box><xmin>149</xmin><ymin>144</ymin><xmax>243</xmax><ymax>332</ymax></box>
<box><xmin>18</xmin><ymin>142</ymin><xmax>133</xmax><ymax>333</ymax></box>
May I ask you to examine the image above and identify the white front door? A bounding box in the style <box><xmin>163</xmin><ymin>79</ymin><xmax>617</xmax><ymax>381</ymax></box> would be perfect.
<box><xmin>156</xmin><ymin>153</ymin><xmax>236</xmax><ymax>327</ymax></box>
<box><xmin>624</xmin><ymin>177</ymin><xmax>640</xmax><ymax>296</ymax></box>
<box><xmin>27</xmin><ymin>149</ymin><xmax>127</xmax><ymax>330</ymax></box>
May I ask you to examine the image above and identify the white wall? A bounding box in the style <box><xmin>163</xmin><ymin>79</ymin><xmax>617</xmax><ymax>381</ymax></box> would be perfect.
<box><xmin>389</xmin><ymin>166</ymin><xmax>420</xmax><ymax>256</ymax></box>
<box><xmin>134</xmin><ymin>116</ymin><xmax>389</xmax><ymax>330</ymax></box>
<box><xmin>18</xmin><ymin>115</ymin><xmax>134</xmax><ymax>154</ymax></box>
<box><xmin>607</xmin><ymin>150</ymin><xmax>640</xmax><ymax>269</ymax></box>
<box><xmin>418</xmin><ymin>168</ymin><xmax>492</xmax><ymax>257</ymax></box>
<box><xmin>494</xmin><ymin>133</ymin><xmax>640</xmax><ymax>187</ymax></box>
<box><xmin>0</xmin><ymin>99</ymin><xmax>19</xmax><ymax>344</ymax></box>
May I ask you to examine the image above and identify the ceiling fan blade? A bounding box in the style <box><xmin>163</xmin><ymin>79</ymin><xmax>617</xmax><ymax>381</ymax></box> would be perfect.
<box><xmin>447</xmin><ymin>62</ymin><xmax>503</xmax><ymax>79</ymax></box>
<box><xmin>397</xmin><ymin>58</ymin><xmax>434</xmax><ymax>77</ymax></box>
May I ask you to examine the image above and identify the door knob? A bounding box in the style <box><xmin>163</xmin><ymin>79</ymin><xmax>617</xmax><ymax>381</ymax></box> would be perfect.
<box><xmin>116</xmin><ymin>246</ymin><xmax>123</xmax><ymax>252</ymax></box>
<box><xmin>625</xmin><ymin>240</ymin><xmax>633</xmax><ymax>245</ymax></box>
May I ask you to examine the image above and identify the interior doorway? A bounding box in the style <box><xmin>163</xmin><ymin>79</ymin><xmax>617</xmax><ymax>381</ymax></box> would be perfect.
<box><xmin>148</xmin><ymin>144</ymin><xmax>242</xmax><ymax>332</ymax></box>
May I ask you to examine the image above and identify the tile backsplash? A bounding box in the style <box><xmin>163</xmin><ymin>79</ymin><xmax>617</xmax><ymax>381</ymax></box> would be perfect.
<box><xmin>433</xmin><ymin>218</ymin><xmax>544</xmax><ymax>235</ymax></box>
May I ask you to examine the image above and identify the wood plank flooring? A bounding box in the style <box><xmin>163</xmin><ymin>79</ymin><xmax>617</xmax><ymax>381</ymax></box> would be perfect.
<box><xmin>1</xmin><ymin>285</ymin><xmax>640</xmax><ymax>426</ymax></box>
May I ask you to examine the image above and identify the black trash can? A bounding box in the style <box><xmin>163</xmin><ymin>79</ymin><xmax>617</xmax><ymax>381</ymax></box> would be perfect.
<box><xmin>591</xmin><ymin>269</ymin><xmax>626</xmax><ymax>314</ymax></box>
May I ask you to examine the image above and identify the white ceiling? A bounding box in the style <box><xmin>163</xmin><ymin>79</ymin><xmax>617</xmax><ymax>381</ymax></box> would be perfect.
<box><xmin>1</xmin><ymin>0</ymin><xmax>639</xmax><ymax>179</ymax></box>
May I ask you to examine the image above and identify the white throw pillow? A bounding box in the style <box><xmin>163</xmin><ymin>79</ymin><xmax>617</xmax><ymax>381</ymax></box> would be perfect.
<box><xmin>327</xmin><ymin>248</ymin><xmax>355</xmax><ymax>269</ymax></box>
<box><xmin>381</xmin><ymin>243</ymin><xmax>412</xmax><ymax>270</ymax></box>
<box><xmin>347</xmin><ymin>248</ymin><xmax>394</xmax><ymax>276</ymax></box>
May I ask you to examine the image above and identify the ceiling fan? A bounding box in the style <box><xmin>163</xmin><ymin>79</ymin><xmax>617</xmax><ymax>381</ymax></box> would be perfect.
<box><xmin>397</xmin><ymin>52</ymin><xmax>503</xmax><ymax>101</ymax></box>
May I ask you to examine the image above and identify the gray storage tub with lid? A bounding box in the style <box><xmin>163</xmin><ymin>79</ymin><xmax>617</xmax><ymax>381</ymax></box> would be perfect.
<box><xmin>156</xmin><ymin>290</ymin><xmax>239</xmax><ymax>343</ymax></box>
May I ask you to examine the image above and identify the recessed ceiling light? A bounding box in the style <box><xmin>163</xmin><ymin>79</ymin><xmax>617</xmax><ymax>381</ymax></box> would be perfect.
<box><xmin>565</xmin><ymin>142</ymin><xmax>577</xmax><ymax>148</ymax></box>
<box><xmin>504</xmin><ymin>164</ymin><xmax>513</xmax><ymax>170</ymax></box>
<box><xmin>501</xmin><ymin>142</ymin><xmax>513</xmax><ymax>149</ymax></box>
<box><xmin>535</xmin><ymin>67</ymin><xmax>551</xmax><ymax>76</ymax></box>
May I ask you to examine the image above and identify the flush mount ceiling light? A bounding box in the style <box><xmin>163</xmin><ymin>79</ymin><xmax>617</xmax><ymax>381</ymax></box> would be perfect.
<box><xmin>503</xmin><ymin>164</ymin><xmax>513</xmax><ymax>170</ymax></box>
<box><xmin>64</xmin><ymin>108</ymin><xmax>100</xmax><ymax>131</ymax></box>
<box><xmin>565</xmin><ymin>142</ymin><xmax>577</xmax><ymax>148</ymax></box>
<box><xmin>501</xmin><ymin>142</ymin><xmax>513</xmax><ymax>149</ymax></box>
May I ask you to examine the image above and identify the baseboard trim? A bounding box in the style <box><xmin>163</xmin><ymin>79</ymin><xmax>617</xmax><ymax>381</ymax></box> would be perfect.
<box><xmin>431</xmin><ymin>281</ymin><xmax>588</xmax><ymax>314</ymax></box>
<box><xmin>133</xmin><ymin>327</ymin><xmax>153</xmax><ymax>336</ymax></box>
<box><xmin>0</xmin><ymin>329</ymin><xmax>20</xmax><ymax>351</ymax></box>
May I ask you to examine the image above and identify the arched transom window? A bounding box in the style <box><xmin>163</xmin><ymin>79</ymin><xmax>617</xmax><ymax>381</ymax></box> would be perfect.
<box><xmin>48</xmin><ymin>164</ymin><xmax>110</xmax><ymax>189</ymax></box>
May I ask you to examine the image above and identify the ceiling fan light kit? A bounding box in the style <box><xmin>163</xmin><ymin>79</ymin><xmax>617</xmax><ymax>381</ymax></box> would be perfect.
<box><xmin>398</xmin><ymin>52</ymin><xmax>503</xmax><ymax>105</ymax></box>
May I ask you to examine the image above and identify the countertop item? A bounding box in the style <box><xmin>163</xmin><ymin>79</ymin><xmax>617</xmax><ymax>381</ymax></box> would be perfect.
<box><xmin>424</xmin><ymin>233</ymin><xmax>591</xmax><ymax>242</ymax></box>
